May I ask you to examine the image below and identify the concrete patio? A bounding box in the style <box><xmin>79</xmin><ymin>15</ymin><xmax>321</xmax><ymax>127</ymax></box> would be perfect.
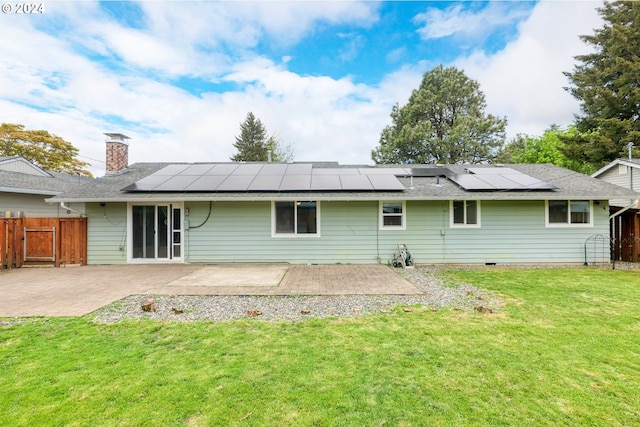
<box><xmin>0</xmin><ymin>264</ymin><xmax>421</xmax><ymax>317</ymax></box>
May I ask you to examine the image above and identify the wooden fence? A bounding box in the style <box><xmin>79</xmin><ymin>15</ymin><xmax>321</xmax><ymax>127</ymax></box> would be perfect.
<box><xmin>611</xmin><ymin>210</ymin><xmax>640</xmax><ymax>262</ymax></box>
<box><xmin>1</xmin><ymin>217</ymin><xmax>87</xmax><ymax>269</ymax></box>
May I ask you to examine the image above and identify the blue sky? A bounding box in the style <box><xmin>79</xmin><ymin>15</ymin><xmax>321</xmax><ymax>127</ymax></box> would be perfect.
<box><xmin>1</xmin><ymin>1</ymin><xmax>603</xmax><ymax>175</ymax></box>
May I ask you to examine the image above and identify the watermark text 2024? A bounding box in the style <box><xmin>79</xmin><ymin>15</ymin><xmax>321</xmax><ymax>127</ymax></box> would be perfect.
<box><xmin>2</xmin><ymin>3</ymin><xmax>45</xmax><ymax>14</ymax></box>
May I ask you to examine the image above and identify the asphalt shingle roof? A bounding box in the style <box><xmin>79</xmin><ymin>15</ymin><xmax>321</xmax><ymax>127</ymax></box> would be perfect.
<box><xmin>0</xmin><ymin>169</ymin><xmax>92</xmax><ymax>196</ymax></box>
<box><xmin>46</xmin><ymin>162</ymin><xmax>640</xmax><ymax>203</ymax></box>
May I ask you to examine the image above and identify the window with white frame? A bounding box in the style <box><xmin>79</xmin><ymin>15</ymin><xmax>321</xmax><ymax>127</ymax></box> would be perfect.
<box><xmin>450</xmin><ymin>200</ymin><xmax>480</xmax><ymax>227</ymax></box>
<box><xmin>380</xmin><ymin>201</ymin><xmax>406</xmax><ymax>230</ymax></box>
<box><xmin>546</xmin><ymin>200</ymin><xmax>592</xmax><ymax>226</ymax></box>
<box><xmin>273</xmin><ymin>201</ymin><xmax>319</xmax><ymax>236</ymax></box>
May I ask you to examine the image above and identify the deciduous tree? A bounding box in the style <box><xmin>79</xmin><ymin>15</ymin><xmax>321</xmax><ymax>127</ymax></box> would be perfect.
<box><xmin>0</xmin><ymin>123</ymin><xmax>92</xmax><ymax>177</ymax></box>
<box><xmin>496</xmin><ymin>126</ymin><xmax>593</xmax><ymax>174</ymax></box>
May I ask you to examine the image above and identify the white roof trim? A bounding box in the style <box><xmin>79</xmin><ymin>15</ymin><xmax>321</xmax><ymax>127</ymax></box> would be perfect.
<box><xmin>0</xmin><ymin>156</ymin><xmax>52</xmax><ymax>177</ymax></box>
<box><xmin>592</xmin><ymin>158</ymin><xmax>640</xmax><ymax>177</ymax></box>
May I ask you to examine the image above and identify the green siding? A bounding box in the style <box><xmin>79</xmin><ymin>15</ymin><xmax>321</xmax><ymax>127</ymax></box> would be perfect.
<box><xmin>597</xmin><ymin>166</ymin><xmax>639</xmax><ymax>207</ymax></box>
<box><xmin>86</xmin><ymin>203</ymin><xmax>128</xmax><ymax>264</ymax></box>
<box><xmin>1</xmin><ymin>192</ymin><xmax>85</xmax><ymax>217</ymax></box>
<box><xmin>185</xmin><ymin>201</ymin><xmax>381</xmax><ymax>264</ymax></box>
<box><xmin>85</xmin><ymin>199</ymin><xmax>611</xmax><ymax>265</ymax></box>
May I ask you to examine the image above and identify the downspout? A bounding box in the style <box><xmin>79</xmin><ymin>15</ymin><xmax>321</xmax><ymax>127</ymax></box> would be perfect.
<box><xmin>60</xmin><ymin>202</ymin><xmax>85</xmax><ymax>217</ymax></box>
<box><xmin>627</xmin><ymin>142</ymin><xmax>634</xmax><ymax>193</ymax></box>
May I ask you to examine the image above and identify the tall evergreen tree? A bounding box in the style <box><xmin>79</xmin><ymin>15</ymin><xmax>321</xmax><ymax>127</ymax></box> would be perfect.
<box><xmin>231</xmin><ymin>112</ymin><xmax>269</xmax><ymax>162</ymax></box>
<box><xmin>372</xmin><ymin>65</ymin><xmax>506</xmax><ymax>164</ymax></box>
<box><xmin>563</xmin><ymin>1</ymin><xmax>640</xmax><ymax>166</ymax></box>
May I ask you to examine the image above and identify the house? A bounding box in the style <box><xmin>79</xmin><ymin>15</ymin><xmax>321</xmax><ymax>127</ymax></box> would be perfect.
<box><xmin>0</xmin><ymin>156</ymin><xmax>90</xmax><ymax>268</ymax></box>
<box><xmin>45</xmin><ymin>134</ymin><xmax>640</xmax><ymax>266</ymax></box>
<box><xmin>592</xmin><ymin>158</ymin><xmax>640</xmax><ymax>262</ymax></box>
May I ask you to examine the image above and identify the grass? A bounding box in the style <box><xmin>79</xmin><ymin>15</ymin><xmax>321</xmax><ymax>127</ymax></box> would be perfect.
<box><xmin>1</xmin><ymin>267</ymin><xmax>639</xmax><ymax>426</ymax></box>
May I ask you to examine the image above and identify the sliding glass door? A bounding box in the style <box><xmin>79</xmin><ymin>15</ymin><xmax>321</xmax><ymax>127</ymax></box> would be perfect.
<box><xmin>130</xmin><ymin>204</ymin><xmax>182</xmax><ymax>262</ymax></box>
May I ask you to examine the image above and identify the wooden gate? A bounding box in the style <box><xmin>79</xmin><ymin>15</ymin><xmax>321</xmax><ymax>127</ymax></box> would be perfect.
<box><xmin>1</xmin><ymin>217</ymin><xmax>87</xmax><ymax>269</ymax></box>
<box><xmin>57</xmin><ymin>217</ymin><xmax>88</xmax><ymax>266</ymax></box>
<box><xmin>1</xmin><ymin>218</ymin><xmax>24</xmax><ymax>269</ymax></box>
<box><xmin>611</xmin><ymin>209</ymin><xmax>640</xmax><ymax>262</ymax></box>
<box><xmin>24</xmin><ymin>218</ymin><xmax>57</xmax><ymax>264</ymax></box>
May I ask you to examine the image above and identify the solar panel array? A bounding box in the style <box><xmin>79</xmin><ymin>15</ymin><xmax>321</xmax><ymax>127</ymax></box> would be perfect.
<box><xmin>450</xmin><ymin>167</ymin><xmax>557</xmax><ymax>191</ymax></box>
<box><xmin>122</xmin><ymin>164</ymin><xmax>557</xmax><ymax>193</ymax></box>
<box><xmin>123</xmin><ymin>163</ymin><xmax>410</xmax><ymax>192</ymax></box>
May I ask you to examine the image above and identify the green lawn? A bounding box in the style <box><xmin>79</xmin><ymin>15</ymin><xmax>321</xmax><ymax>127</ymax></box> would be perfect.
<box><xmin>1</xmin><ymin>268</ymin><xmax>639</xmax><ymax>426</ymax></box>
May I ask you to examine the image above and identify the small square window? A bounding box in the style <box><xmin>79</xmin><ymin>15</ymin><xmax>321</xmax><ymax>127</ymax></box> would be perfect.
<box><xmin>380</xmin><ymin>201</ymin><xmax>406</xmax><ymax>230</ymax></box>
<box><xmin>451</xmin><ymin>200</ymin><xmax>480</xmax><ymax>228</ymax></box>
<box><xmin>273</xmin><ymin>201</ymin><xmax>319</xmax><ymax>236</ymax></box>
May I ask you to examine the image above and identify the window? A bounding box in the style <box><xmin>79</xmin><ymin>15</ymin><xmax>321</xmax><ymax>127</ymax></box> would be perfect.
<box><xmin>380</xmin><ymin>201</ymin><xmax>406</xmax><ymax>230</ymax></box>
<box><xmin>273</xmin><ymin>201</ymin><xmax>319</xmax><ymax>236</ymax></box>
<box><xmin>450</xmin><ymin>200</ymin><xmax>480</xmax><ymax>228</ymax></box>
<box><xmin>547</xmin><ymin>200</ymin><xmax>592</xmax><ymax>226</ymax></box>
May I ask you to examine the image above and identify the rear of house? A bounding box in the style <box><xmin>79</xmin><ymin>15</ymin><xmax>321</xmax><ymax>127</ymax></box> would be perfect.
<box><xmin>83</xmin><ymin>197</ymin><xmax>611</xmax><ymax>265</ymax></box>
<box><xmin>46</xmin><ymin>137</ymin><xmax>639</xmax><ymax>266</ymax></box>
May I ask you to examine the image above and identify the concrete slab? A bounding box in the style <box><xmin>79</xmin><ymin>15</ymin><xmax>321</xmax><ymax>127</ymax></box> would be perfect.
<box><xmin>0</xmin><ymin>264</ymin><xmax>421</xmax><ymax>317</ymax></box>
<box><xmin>166</xmin><ymin>264</ymin><xmax>287</xmax><ymax>287</ymax></box>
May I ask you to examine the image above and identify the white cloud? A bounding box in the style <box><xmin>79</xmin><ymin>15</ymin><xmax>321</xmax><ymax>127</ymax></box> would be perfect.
<box><xmin>414</xmin><ymin>2</ymin><xmax>531</xmax><ymax>41</ymax></box>
<box><xmin>0</xmin><ymin>0</ymin><xmax>607</xmax><ymax>177</ymax></box>
<box><xmin>0</xmin><ymin>1</ymin><xmax>384</xmax><ymax>175</ymax></box>
<box><xmin>455</xmin><ymin>1</ymin><xmax>603</xmax><ymax>140</ymax></box>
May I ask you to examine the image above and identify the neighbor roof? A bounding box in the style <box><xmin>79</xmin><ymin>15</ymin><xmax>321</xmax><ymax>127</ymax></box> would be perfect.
<box><xmin>47</xmin><ymin>162</ymin><xmax>640</xmax><ymax>203</ymax></box>
<box><xmin>0</xmin><ymin>156</ymin><xmax>52</xmax><ymax>177</ymax></box>
<box><xmin>0</xmin><ymin>157</ymin><xmax>93</xmax><ymax>196</ymax></box>
<box><xmin>592</xmin><ymin>158</ymin><xmax>640</xmax><ymax>178</ymax></box>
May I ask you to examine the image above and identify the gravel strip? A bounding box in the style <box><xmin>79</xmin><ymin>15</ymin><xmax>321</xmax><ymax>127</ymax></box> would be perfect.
<box><xmin>91</xmin><ymin>267</ymin><xmax>502</xmax><ymax>324</ymax></box>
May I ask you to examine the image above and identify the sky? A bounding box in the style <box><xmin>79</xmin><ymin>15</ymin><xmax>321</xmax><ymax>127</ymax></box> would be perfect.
<box><xmin>0</xmin><ymin>0</ymin><xmax>604</xmax><ymax>176</ymax></box>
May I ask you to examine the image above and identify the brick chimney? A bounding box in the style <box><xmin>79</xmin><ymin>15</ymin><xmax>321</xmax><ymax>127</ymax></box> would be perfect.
<box><xmin>105</xmin><ymin>133</ymin><xmax>130</xmax><ymax>174</ymax></box>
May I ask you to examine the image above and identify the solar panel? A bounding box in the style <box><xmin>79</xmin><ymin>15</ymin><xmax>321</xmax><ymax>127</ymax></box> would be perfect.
<box><xmin>206</xmin><ymin>164</ymin><xmax>239</xmax><ymax>175</ymax></box>
<box><xmin>180</xmin><ymin>164</ymin><xmax>216</xmax><ymax>175</ymax></box>
<box><xmin>312</xmin><ymin>168</ymin><xmax>359</xmax><ymax>175</ymax></box>
<box><xmin>280</xmin><ymin>174</ymin><xmax>311</xmax><ymax>191</ymax></box>
<box><xmin>123</xmin><ymin>174</ymin><xmax>171</xmax><ymax>191</ymax></box>
<box><xmin>185</xmin><ymin>175</ymin><xmax>226</xmax><ymax>191</ymax></box>
<box><xmin>340</xmin><ymin>174</ymin><xmax>374</xmax><ymax>190</ymax></box>
<box><xmin>216</xmin><ymin>175</ymin><xmax>255</xmax><ymax>191</ymax></box>
<box><xmin>310</xmin><ymin>174</ymin><xmax>341</xmax><ymax>190</ymax></box>
<box><xmin>154</xmin><ymin>164</ymin><xmax>190</xmax><ymax>175</ymax></box>
<box><xmin>367</xmin><ymin>174</ymin><xmax>406</xmax><ymax>190</ymax></box>
<box><xmin>248</xmin><ymin>174</ymin><xmax>283</xmax><ymax>191</ymax></box>
<box><xmin>285</xmin><ymin>163</ymin><xmax>312</xmax><ymax>175</ymax></box>
<box><xmin>232</xmin><ymin>163</ymin><xmax>264</xmax><ymax>175</ymax></box>
<box><xmin>452</xmin><ymin>174</ymin><xmax>496</xmax><ymax>190</ymax></box>
<box><xmin>358</xmin><ymin>167</ymin><xmax>410</xmax><ymax>176</ymax></box>
<box><xmin>154</xmin><ymin>175</ymin><xmax>200</xmax><ymax>191</ymax></box>
<box><xmin>452</xmin><ymin>167</ymin><xmax>557</xmax><ymax>190</ymax></box>
<box><xmin>125</xmin><ymin>163</ymin><xmax>409</xmax><ymax>193</ymax></box>
<box><xmin>258</xmin><ymin>163</ymin><xmax>287</xmax><ymax>175</ymax></box>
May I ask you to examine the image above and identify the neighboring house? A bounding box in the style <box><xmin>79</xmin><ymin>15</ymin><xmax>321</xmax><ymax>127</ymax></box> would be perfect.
<box><xmin>45</xmin><ymin>135</ymin><xmax>640</xmax><ymax>266</ymax></box>
<box><xmin>0</xmin><ymin>156</ymin><xmax>88</xmax><ymax>217</ymax></box>
<box><xmin>592</xmin><ymin>158</ymin><xmax>640</xmax><ymax>262</ymax></box>
<box><xmin>0</xmin><ymin>156</ymin><xmax>90</xmax><ymax>268</ymax></box>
